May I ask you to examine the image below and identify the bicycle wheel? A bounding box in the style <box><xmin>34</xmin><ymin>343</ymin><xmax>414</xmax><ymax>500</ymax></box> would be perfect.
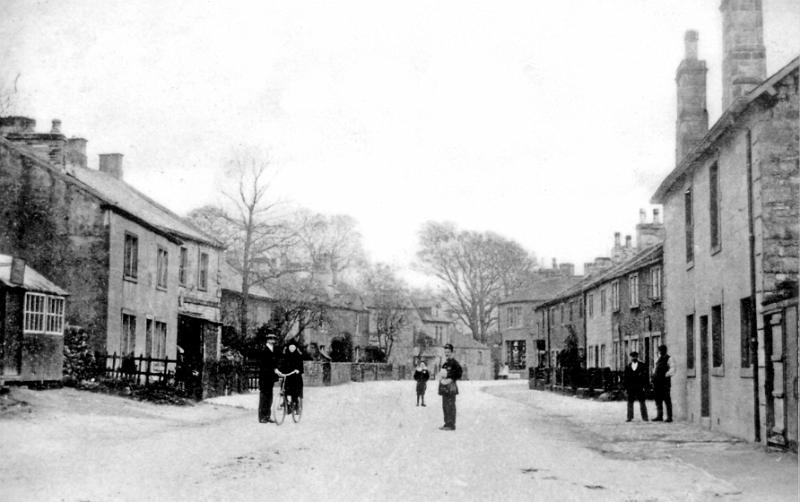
<box><xmin>291</xmin><ymin>397</ymin><xmax>302</xmax><ymax>423</ymax></box>
<box><xmin>273</xmin><ymin>393</ymin><xmax>286</xmax><ymax>425</ymax></box>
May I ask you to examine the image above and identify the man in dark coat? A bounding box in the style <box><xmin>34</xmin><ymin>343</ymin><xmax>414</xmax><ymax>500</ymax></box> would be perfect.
<box><xmin>652</xmin><ymin>345</ymin><xmax>674</xmax><ymax>422</ymax></box>
<box><xmin>624</xmin><ymin>351</ymin><xmax>649</xmax><ymax>422</ymax></box>
<box><xmin>258</xmin><ymin>333</ymin><xmax>281</xmax><ymax>423</ymax></box>
<box><xmin>439</xmin><ymin>344</ymin><xmax>462</xmax><ymax>431</ymax></box>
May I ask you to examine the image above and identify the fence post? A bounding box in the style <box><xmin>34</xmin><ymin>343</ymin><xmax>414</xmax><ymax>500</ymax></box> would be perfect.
<box><xmin>111</xmin><ymin>352</ymin><xmax>117</xmax><ymax>379</ymax></box>
<box><xmin>145</xmin><ymin>355</ymin><xmax>152</xmax><ymax>386</ymax></box>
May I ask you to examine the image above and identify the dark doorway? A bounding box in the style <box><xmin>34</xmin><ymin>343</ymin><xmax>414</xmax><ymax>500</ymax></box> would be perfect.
<box><xmin>700</xmin><ymin>314</ymin><xmax>710</xmax><ymax>418</ymax></box>
<box><xmin>177</xmin><ymin>314</ymin><xmax>204</xmax><ymax>399</ymax></box>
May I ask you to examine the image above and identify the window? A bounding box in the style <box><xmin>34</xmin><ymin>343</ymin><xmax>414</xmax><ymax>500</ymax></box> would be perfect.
<box><xmin>740</xmin><ymin>297</ymin><xmax>754</xmax><ymax>368</ymax></box>
<box><xmin>629</xmin><ymin>273</ymin><xmax>639</xmax><ymax>308</ymax></box>
<box><xmin>709</xmin><ymin>163</ymin><xmax>720</xmax><ymax>252</ymax></box>
<box><xmin>649</xmin><ymin>266</ymin><xmax>662</xmax><ymax>300</ymax></box>
<box><xmin>600</xmin><ymin>344</ymin><xmax>606</xmax><ymax>368</ymax></box>
<box><xmin>124</xmin><ymin>233</ymin><xmax>139</xmax><ymax>279</ymax></box>
<box><xmin>153</xmin><ymin>321</ymin><xmax>167</xmax><ymax>359</ymax></box>
<box><xmin>198</xmin><ymin>251</ymin><xmax>209</xmax><ymax>291</ymax></box>
<box><xmin>121</xmin><ymin>313</ymin><xmax>136</xmax><ymax>355</ymax></box>
<box><xmin>507</xmin><ymin>306</ymin><xmax>522</xmax><ymax>328</ymax></box>
<box><xmin>568</xmin><ymin>301</ymin><xmax>573</xmax><ymax>321</ymax></box>
<box><xmin>600</xmin><ymin>289</ymin><xmax>607</xmax><ymax>314</ymax></box>
<box><xmin>712</xmin><ymin>305</ymin><xmax>723</xmax><ymax>368</ymax></box>
<box><xmin>686</xmin><ymin>314</ymin><xmax>695</xmax><ymax>370</ymax></box>
<box><xmin>156</xmin><ymin>247</ymin><xmax>168</xmax><ymax>290</ymax></box>
<box><xmin>587</xmin><ymin>294</ymin><xmax>594</xmax><ymax>317</ymax></box>
<box><xmin>685</xmin><ymin>188</ymin><xmax>694</xmax><ymax>263</ymax></box>
<box><xmin>612</xmin><ymin>341</ymin><xmax>619</xmax><ymax>370</ymax></box>
<box><xmin>610</xmin><ymin>280</ymin><xmax>620</xmax><ymax>312</ymax></box>
<box><xmin>23</xmin><ymin>293</ymin><xmax>65</xmax><ymax>334</ymax></box>
<box><xmin>560</xmin><ymin>305</ymin><xmax>564</xmax><ymax>323</ymax></box>
<box><xmin>179</xmin><ymin>247</ymin><xmax>188</xmax><ymax>286</ymax></box>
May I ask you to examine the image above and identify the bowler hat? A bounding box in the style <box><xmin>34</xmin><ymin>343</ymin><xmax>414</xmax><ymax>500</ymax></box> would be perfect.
<box><xmin>629</xmin><ymin>351</ymin><xmax>639</xmax><ymax>358</ymax></box>
<box><xmin>266</xmin><ymin>332</ymin><xmax>278</xmax><ymax>341</ymax></box>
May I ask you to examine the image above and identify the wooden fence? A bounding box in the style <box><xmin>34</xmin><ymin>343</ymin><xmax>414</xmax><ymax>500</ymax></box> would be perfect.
<box><xmin>101</xmin><ymin>352</ymin><xmax>180</xmax><ymax>386</ymax></box>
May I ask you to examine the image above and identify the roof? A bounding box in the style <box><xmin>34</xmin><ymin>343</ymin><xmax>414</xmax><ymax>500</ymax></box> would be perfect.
<box><xmin>0</xmin><ymin>255</ymin><xmax>69</xmax><ymax>295</ymax></box>
<box><xmin>538</xmin><ymin>244</ymin><xmax>663</xmax><ymax>308</ymax></box>
<box><xmin>499</xmin><ymin>274</ymin><xmax>584</xmax><ymax>305</ymax></box>
<box><xmin>652</xmin><ymin>56</ymin><xmax>799</xmax><ymax>203</ymax></box>
<box><xmin>71</xmin><ymin>166</ymin><xmax>223</xmax><ymax>248</ymax></box>
<box><xmin>0</xmin><ymin>136</ymin><xmax>223</xmax><ymax>248</ymax></box>
<box><xmin>219</xmin><ymin>261</ymin><xmax>274</xmax><ymax>299</ymax></box>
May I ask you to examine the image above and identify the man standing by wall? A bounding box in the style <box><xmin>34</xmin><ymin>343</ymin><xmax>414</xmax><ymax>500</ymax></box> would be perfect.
<box><xmin>652</xmin><ymin>345</ymin><xmax>674</xmax><ymax>422</ymax></box>
<box><xmin>439</xmin><ymin>343</ymin><xmax>462</xmax><ymax>431</ymax></box>
<box><xmin>624</xmin><ymin>351</ymin><xmax>649</xmax><ymax>422</ymax></box>
<box><xmin>258</xmin><ymin>333</ymin><xmax>281</xmax><ymax>423</ymax></box>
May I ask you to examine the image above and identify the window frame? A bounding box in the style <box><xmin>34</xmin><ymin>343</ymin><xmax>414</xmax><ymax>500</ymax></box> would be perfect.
<box><xmin>610</xmin><ymin>280</ymin><xmax>620</xmax><ymax>312</ymax></box>
<box><xmin>23</xmin><ymin>292</ymin><xmax>65</xmax><ymax>335</ymax></box>
<box><xmin>179</xmin><ymin>247</ymin><xmax>188</xmax><ymax>286</ymax></box>
<box><xmin>156</xmin><ymin>246</ymin><xmax>169</xmax><ymax>291</ymax></box>
<box><xmin>628</xmin><ymin>273</ymin><xmax>639</xmax><ymax>308</ymax></box>
<box><xmin>197</xmin><ymin>251</ymin><xmax>209</xmax><ymax>291</ymax></box>
<box><xmin>684</xmin><ymin>187</ymin><xmax>694</xmax><ymax>265</ymax></box>
<box><xmin>709</xmin><ymin>162</ymin><xmax>721</xmax><ymax>254</ymax></box>
<box><xmin>711</xmin><ymin>304</ymin><xmax>724</xmax><ymax>373</ymax></box>
<box><xmin>123</xmin><ymin>232</ymin><xmax>139</xmax><ymax>280</ymax></box>
<box><xmin>686</xmin><ymin>313</ymin><xmax>696</xmax><ymax>376</ymax></box>
<box><xmin>121</xmin><ymin>313</ymin><xmax>137</xmax><ymax>356</ymax></box>
<box><xmin>650</xmin><ymin>265</ymin><xmax>662</xmax><ymax>300</ymax></box>
<box><xmin>740</xmin><ymin>297</ymin><xmax>754</xmax><ymax>374</ymax></box>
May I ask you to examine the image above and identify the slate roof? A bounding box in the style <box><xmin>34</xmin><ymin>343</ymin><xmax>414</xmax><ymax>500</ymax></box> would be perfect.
<box><xmin>499</xmin><ymin>274</ymin><xmax>584</xmax><ymax>305</ymax></box>
<box><xmin>71</xmin><ymin>166</ymin><xmax>222</xmax><ymax>248</ymax></box>
<box><xmin>538</xmin><ymin>244</ymin><xmax>663</xmax><ymax>308</ymax></box>
<box><xmin>0</xmin><ymin>255</ymin><xmax>69</xmax><ymax>295</ymax></box>
<box><xmin>652</xmin><ymin>56</ymin><xmax>799</xmax><ymax>203</ymax></box>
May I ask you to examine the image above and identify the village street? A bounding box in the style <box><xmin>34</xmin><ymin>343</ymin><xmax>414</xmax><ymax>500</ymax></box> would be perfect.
<box><xmin>1</xmin><ymin>381</ymin><xmax>797</xmax><ymax>502</ymax></box>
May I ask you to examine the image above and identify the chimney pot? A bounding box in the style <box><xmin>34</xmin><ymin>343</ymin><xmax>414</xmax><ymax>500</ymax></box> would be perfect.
<box><xmin>639</xmin><ymin>209</ymin><xmax>646</xmax><ymax>223</ymax></box>
<box><xmin>614</xmin><ymin>232</ymin><xmax>621</xmax><ymax>247</ymax></box>
<box><xmin>684</xmin><ymin>30</ymin><xmax>699</xmax><ymax>60</ymax></box>
<box><xmin>51</xmin><ymin>119</ymin><xmax>62</xmax><ymax>134</ymax></box>
<box><xmin>653</xmin><ymin>208</ymin><xmax>661</xmax><ymax>224</ymax></box>
<box><xmin>625</xmin><ymin>235</ymin><xmax>632</xmax><ymax>248</ymax></box>
<box><xmin>551</xmin><ymin>258</ymin><xmax>557</xmax><ymax>269</ymax></box>
<box><xmin>98</xmin><ymin>153</ymin><xmax>124</xmax><ymax>180</ymax></box>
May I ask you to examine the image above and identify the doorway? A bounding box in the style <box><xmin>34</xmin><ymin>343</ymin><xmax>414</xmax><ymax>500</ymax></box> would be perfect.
<box><xmin>700</xmin><ymin>314</ymin><xmax>710</xmax><ymax>418</ymax></box>
<box><xmin>764</xmin><ymin>305</ymin><xmax>798</xmax><ymax>450</ymax></box>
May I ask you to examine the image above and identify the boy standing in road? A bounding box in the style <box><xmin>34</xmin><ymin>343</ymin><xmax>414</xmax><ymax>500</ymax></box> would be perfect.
<box><xmin>624</xmin><ymin>351</ymin><xmax>649</xmax><ymax>422</ymax></box>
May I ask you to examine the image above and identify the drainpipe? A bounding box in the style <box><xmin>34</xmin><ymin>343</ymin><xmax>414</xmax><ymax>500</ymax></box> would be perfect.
<box><xmin>746</xmin><ymin>128</ymin><xmax>761</xmax><ymax>443</ymax></box>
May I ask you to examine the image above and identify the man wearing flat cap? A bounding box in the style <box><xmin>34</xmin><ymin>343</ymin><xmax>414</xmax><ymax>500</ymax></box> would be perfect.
<box><xmin>623</xmin><ymin>351</ymin><xmax>649</xmax><ymax>422</ymax></box>
<box><xmin>258</xmin><ymin>332</ymin><xmax>281</xmax><ymax>423</ymax></box>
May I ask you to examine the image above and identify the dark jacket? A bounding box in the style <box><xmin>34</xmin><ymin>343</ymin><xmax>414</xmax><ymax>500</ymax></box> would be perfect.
<box><xmin>413</xmin><ymin>369</ymin><xmax>430</xmax><ymax>383</ymax></box>
<box><xmin>652</xmin><ymin>355</ymin><xmax>671</xmax><ymax>387</ymax></box>
<box><xmin>441</xmin><ymin>358</ymin><xmax>463</xmax><ymax>396</ymax></box>
<box><xmin>281</xmin><ymin>349</ymin><xmax>304</xmax><ymax>398</ymax></box>
<box><xmin>623</xmin><ymin>360</ymin><xmax>649</xmax><ymax>394</ymax></box>
<box><xmin>258</xmin><ymin>346</ymin><xmax>279</xmax><ymax>390</ymax></box>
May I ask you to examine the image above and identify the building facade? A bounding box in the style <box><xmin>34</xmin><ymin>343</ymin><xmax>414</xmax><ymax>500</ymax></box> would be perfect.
<box><xmin>0</xmin><ymin>119</ymin><xmax>225</xmax><ymax>380</ymax></box>
<box><xmin>652</xmin><ymin>2</ymin><xmax>798</xmax><ymax>448</ymax></box>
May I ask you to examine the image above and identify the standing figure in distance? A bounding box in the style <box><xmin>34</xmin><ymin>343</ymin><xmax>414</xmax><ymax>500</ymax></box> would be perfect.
<box><xmin>652</xmin><ymin>344</ymin><xmax>674</xmax><ymax>422</ymax></box>
<box><xmin>281</xmin><ymin>340</ymin><xmax>305</xmax><ymax>414</ymax></box>
<box><xmin>624</xmin><ymin>351</ymin><xmax>649</xmax><ymax>422</ymax></box>
<box><xmin>439</xmin><ymin>343</ymin><xmax>462</xmax><ymax>431</ymax></box>
<box><xmin>414</xmin><ymin>360</ymin><xmax>430</xmax><ymax>407</ymax></box>
<box><xmin>258</xmin><ymin>332</ymin><xmax>281</xmax><ymax>423</ymax></box>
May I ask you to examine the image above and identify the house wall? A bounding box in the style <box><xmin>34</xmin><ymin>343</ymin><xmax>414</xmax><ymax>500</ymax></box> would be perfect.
<box><xmin>106</xmin><ymin>212</ymin><xmax>178</xmax><ymax>359</ymax></box>
<box><xmin>662</xmin><ymin>73</ymin><xmax>797</xmax><ymax>442</ymax></box>
<box><xmin>498</xmin><ymin>301</ymin><xmax>538</xmax><ymax>370</ymax></box>
<box><xmin>585</xmin><ymin>283</ymin><xmax>613</xmax><ymax>368</ymax></box>
<box><xmin>0</xmin><ymin>140</ymin><xmax>109</xmax><ymax>352</ymax></box>
<box><xmin>1</xmin><ymin>288</ymin><xmax>64</xmax><ymax>382</ymax></box>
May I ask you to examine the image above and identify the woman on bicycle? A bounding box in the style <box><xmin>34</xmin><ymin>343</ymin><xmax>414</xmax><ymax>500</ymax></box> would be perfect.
<box><xmin>280</xmin><ymin>340</ymin><xmax>304</xmax><ymax>412</ymax></box>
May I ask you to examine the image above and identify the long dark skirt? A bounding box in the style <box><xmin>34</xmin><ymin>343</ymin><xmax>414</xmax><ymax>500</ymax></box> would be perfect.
<box><xmin>285</xmin><ymin>373</ymin><xmax>304</xmax><ymax>400</ymax></box>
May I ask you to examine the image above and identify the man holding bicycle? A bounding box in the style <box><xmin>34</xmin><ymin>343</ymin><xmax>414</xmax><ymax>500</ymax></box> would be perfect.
<box><xmin>258</xmin><ymin>333</ymin><xmax>282</xmax><ymax>423</ymax></box>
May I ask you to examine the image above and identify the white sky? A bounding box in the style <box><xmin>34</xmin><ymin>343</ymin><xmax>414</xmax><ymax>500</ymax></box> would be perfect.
<box><xmin>2</xmin><ymin>0</ymin><xmax>798</xmax><ymax>283</ymax></box>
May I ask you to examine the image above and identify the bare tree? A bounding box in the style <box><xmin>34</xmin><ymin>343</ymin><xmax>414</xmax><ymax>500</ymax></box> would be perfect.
<box><xmin>293</xmin><ymin>210</ymin><xmax>366</xmax><ymax>285</ymax></box>
<box><xmin>416</xmin><ymin>221</ymin><xmax>536</xmax><ymax>343</ymax></box>
<box><xmin>361</xmin><ymin>263</ymin><xmax>409</xmax><ymax>359</ymax></box>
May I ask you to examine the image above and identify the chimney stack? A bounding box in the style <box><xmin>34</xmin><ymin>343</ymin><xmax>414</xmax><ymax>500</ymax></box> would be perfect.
<box><xmin>614</xmin><ymin>232</ymin><xmax>621</xmax><ymax>247</ymax></box>
<box><xmin>720</xmin><ymin>0</ymin><xmax>766</xmax><ymax>109</ymax></box>
<box><xmin>66</xmin><ymin>138</ymin><xmax>87</xmax><ymax>170</ymax></box>
<box><xmin>559</xmin><ymin>263</ymin><xmax>574</xmax><ymax>277</ymax></box>
<box><xmin>639</xmin><ymin>209</ymin><xmax>647</xmax><ymax>223</ymax></box>
<box><xmin>9</xmin><ymin>257</ymin><xmax>25</xmax><ymax>286</ymax></box>
<box><xmin>653</xmin><ymin>208</ymin><xmax>660</xmax><ymax>224</ymax></box>
<box><xmin>50</xmin><ymin>119</ymin><xmax>62</xmax><ymax>134</ymax></box>
<box><xmin>675</xmin><ymin>30</ymin><xmax>709</xmax><ymax>163</ymax></box>
<box><xmin>625</xmin><ymin>235</ymin><xmax>632</xmax><ymax>249</ymax></box>
<box><xmin>551</xmin><ymin>258</ymin><xmax>557</xmax><ymax>270</ymax></box>
<box><xmin>98</xmin><ymin>153</ymin><xmax>124</xmax><ymax>180</ymax></box>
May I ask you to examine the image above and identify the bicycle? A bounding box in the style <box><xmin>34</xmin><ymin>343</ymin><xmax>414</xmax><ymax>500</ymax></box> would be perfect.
<box><xmin>273</xmin><ymin>377</ymin><xmax>302</xmax><ymax>425</ymax></box>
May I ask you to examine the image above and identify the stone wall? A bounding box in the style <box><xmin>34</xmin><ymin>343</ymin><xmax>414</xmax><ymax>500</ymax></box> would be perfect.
<box><xmin>0</xmin><ymin>140</ymin><xmax>110</xmax><ymax>352</ymax></box>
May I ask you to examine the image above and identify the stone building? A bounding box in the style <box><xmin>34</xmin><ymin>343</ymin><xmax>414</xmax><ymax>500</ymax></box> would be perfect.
<box><xmin>651</xmin><ymin>0</ymin><xmax>798</xmax><ymax>448</ymax></box>
<box><xmin>0</xmin><ymin>254</ymin><xmax>68</xmax><ymax>383</ymax></box>
<box><xmin>533</xmin><ymin>212</ymin><xmax>664</xmax><ymax>371</ymax></box>
<box><xmin>498</xmin><ymin>263</ymin><xmax>582</xmax><ymax>375</ymax></box>
<box><xmin>0</xmin><ymin>118</ymin><xmax>225</xmax><ymax>379</ymax></box>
